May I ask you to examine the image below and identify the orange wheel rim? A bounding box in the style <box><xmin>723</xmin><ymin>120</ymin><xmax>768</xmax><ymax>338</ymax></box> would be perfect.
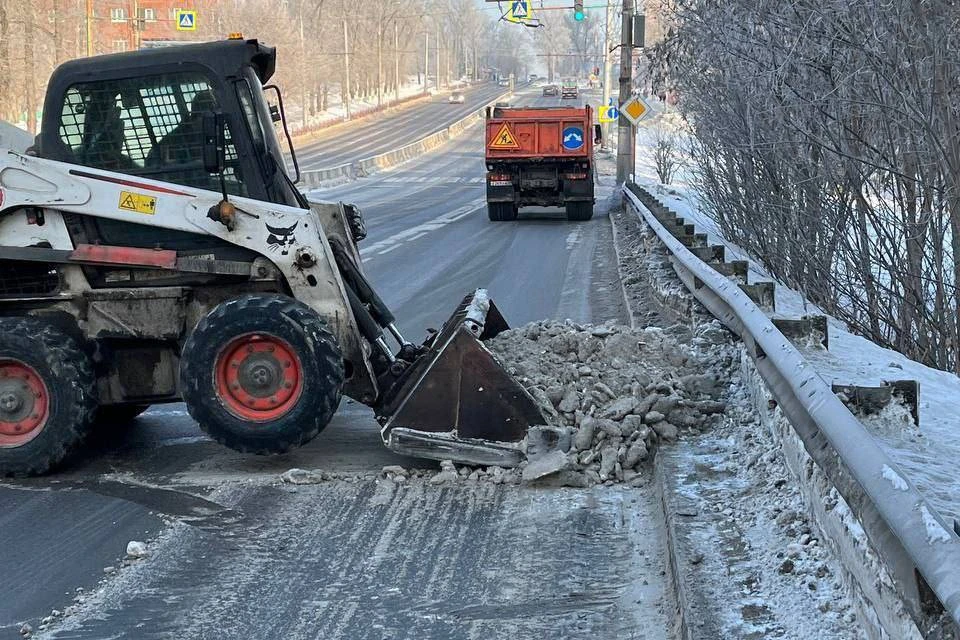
<box><xmin>214</xmin><ymin>333</ymin><xmax>304</xmax><ymax>422</ymax></box>
<box><xmin>0</xmin><ymin>360</ymin><xmax>50</xmax><ymax>447</ymax></box>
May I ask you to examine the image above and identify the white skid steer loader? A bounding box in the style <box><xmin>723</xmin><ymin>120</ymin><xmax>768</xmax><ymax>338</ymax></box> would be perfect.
<box><xmin>0</xmin><ymin>38</ymin><xmax>545</xmax><ymax>476</ymax></box>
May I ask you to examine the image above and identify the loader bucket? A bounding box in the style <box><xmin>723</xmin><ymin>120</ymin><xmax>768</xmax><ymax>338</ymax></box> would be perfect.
<box><xmin>377</xmin><ymin>290</ymin><xmax>546</xmax><ymax>467</ymax></box>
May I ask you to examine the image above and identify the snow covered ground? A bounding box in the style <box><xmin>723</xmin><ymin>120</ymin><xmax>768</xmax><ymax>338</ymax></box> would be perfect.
<box><xmin>631</xmin><ymin>118</ymin><xmax>960</xmax><ymax>529</ymax></box>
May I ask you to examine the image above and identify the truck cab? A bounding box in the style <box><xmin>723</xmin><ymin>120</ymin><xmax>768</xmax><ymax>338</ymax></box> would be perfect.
<box><xmin>38</xmin><ymin>39</ymin><xmax>303</xmax><ymax>210</ymax></box>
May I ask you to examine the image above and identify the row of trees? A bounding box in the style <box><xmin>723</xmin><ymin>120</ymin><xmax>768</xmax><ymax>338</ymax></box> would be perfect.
<box><xmin>651</xmin><ymin>0</ymin><xmax>960</xmax><ymax>374</ymax></box>
<box><xmin>0</xmin><ymin>0</ymin><xmax>523</xmax><ymax>133</ymax></box>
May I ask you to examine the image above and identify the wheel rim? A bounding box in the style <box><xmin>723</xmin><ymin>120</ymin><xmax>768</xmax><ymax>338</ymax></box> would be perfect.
<box><xmin>214</xmin><ymin>333</ymin><xmax>304</xmax><ymax>422</ymax></box>
<box><xmin>0</xmin><ymin>359</ymin><xmax>50</xmax><ymax>447</ymax></box>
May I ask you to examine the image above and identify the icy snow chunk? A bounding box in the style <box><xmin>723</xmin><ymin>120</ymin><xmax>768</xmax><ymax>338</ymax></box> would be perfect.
<box><xmin>919</xmin><ymin>505</ymin><xmax>951</xmax><ymax>544</ymax></box>
<box><xmin>881</xmin><ymin>464</ymin><xmax>908</xmax><ymax>491</ymax></box>
<box><xmin>125</xmin><ymin>541</ymin><xmax>147</xmax><ymax>559</ymax></box>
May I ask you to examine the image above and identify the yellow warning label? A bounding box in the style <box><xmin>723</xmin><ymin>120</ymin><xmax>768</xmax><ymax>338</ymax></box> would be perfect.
<box><xmin>118</xmin><ymin>191</ymin><xmax>157</xmax><ymax>215</ymax></box>
<box><xmin>489</xmin><ymin>123</ymin><xmax>520</xmax><ymax>150</ymax></box>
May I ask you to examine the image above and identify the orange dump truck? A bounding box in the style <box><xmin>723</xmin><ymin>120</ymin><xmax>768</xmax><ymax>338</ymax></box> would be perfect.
<box><xmin>484</xmin><ymin>105</ymin><xmax>600</xmax><ymax>221</ymax></box>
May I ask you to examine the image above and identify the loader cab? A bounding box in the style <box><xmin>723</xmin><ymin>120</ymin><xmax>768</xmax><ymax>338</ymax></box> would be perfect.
<box><xmin>37</xmin><ymin>38</ymin><xmax>304</xmax><ymax>210</ymax></box>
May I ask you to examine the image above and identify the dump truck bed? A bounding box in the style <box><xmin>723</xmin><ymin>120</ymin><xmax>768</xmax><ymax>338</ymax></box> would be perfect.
<box><xmin>485</xmin><ymin>106</ymin><xmax>593</xmax><ymax>162</ymax></box>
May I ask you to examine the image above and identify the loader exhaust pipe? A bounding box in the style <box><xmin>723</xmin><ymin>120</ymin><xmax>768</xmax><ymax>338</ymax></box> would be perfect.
<box><xmin>375</xmin><ymin>289</ymin><xmax>546</xmax><ymax>467</ymax></box>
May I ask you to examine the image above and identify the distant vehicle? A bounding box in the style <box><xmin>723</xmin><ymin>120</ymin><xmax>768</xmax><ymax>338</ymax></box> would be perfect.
<box><xmin>448</xmin><ymin>92</ymin><xmax>465</xmax><ymax>104</ymax></box>
<box><xmin>529</xmin><ymin>74</ymin><xmax>538</xmax><ymax>81</ymax></box>
<box><xmin>498</xmin><ymin>79</ymin><xmax>510</xmax><ymax>87</ymax></box>
<box><xmin>484</xmin><ymin>105</ymin><xmax>599</xmax><ymax>222</ymax></box>
<box><xmin>542</xmin><ymin>84</ymin><xmax>558</xmax><ymax>97</ymax></box>
<box><xmin>561</xmin><ymin>80</ymin><xmax>578</xmax><ymax>100</ymax></box>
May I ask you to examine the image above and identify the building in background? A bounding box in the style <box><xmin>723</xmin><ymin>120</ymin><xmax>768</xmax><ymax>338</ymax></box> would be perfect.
<box><xmin>86</xmin><ymin>1</ymin><xmax>204</xmax><ymax>54</ymax></box>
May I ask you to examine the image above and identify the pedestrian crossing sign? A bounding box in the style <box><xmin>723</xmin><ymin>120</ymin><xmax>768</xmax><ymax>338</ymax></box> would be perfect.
<box><xmin>176</xmin><ymin>10</ymin><xmax>197</xmax><ymax>31</ymax></box>
<box><xmin>506</xmin><ymin>0</ymin><xmax>533</xmax><ymax>23</ymax></box>
<box><xmin>489</xmin><ymin>123</ymin><xmax>520</xmax><ymax>150</ymax></box>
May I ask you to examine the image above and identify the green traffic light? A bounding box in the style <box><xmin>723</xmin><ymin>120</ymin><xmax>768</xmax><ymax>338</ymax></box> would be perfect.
<box><xmin>574</xmin><ymin>10</ymin><xmax>584</xmax><ymax>20</ymax></box>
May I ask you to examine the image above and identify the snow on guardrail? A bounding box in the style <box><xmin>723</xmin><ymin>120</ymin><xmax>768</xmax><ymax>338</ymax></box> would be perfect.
<box><xmin>622</xmin><ymin>181</ymin><xmax>960</xmax><ymax>634</ymax></box>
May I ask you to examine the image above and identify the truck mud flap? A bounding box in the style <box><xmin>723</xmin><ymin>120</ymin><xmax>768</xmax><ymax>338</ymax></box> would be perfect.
<box><xmin>376</xmin><ymin>289</ymin><xmax>545</xmax><ymax>467</ymax></box>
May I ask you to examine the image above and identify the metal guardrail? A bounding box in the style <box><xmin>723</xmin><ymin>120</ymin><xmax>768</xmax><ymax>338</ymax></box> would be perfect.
<box><xmin>300</xmin><ymin>90</ymin><xmax>511</xmax><ymax>189</ymax></box>
<box><xmin>622</xmin><ymin>182</ymin><xmax>960</xmax><ymax>633</ymax></box>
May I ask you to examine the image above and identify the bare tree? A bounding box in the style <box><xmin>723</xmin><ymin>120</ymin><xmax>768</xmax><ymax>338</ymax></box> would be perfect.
<box><xmin>649</xmin><ymin>0</ymin><xmax>960</xmax><ymax>373</ymax></box>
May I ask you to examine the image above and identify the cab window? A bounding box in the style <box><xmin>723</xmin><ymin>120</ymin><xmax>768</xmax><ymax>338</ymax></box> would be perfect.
<box><xmin>57</xmin><ymin>72</ymin><xmax>248</xmax><ymax>196</ymax></box>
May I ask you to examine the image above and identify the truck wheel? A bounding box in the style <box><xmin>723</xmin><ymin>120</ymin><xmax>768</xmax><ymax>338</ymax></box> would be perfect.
<box><xmin>565</xmin><ymin>201</ymin><xmax>594</xmax><ymax>221</ymax></box>
<box><xmin>180</xmin><ymin>294</ymin><xmax>345</xmax><ymax>455</ymax></box>
<box><xmin>0</xmin><ymin>317</ymin><xmax>96</xmax><ymax>476</ymax></box>
<box><xmin>488</xmin><ymin>203</ymin><xmax>516</xmax><ymax>222</ymax></box>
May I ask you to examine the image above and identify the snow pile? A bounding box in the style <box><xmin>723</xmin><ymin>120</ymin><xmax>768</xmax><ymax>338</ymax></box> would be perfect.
<box><xmin>484</xmin><ymin>319</ymin><xmax>737</xmax><ymax>486</ymax></box>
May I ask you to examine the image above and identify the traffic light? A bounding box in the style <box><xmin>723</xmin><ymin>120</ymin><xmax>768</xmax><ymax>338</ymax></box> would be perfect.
<box><xmin>574</xmin><ymin>0</ymin><xmax>585</xmax><ymax>21</ymax></box>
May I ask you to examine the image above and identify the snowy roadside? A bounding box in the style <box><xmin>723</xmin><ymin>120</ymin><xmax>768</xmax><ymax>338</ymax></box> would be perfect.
<box><xmin>602</xmin><ymin>156</ymin><xmax>863</xmax><ymax>638</ymax></box>
<box><xmin>630</xmin><ymin>122</ymin><xmax>960</xmax><ymax>530</ymax></box>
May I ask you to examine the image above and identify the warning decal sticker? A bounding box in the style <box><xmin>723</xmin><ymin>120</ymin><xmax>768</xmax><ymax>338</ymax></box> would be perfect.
<box><xmin>119</xmin><ymin>191</ymin><xmax>157</xmax><ymax>215</ymax></box>
<box><xmin>489</xmin><ymin>123</ymin><xmax>520</xmax><ymax>149</ymax></box>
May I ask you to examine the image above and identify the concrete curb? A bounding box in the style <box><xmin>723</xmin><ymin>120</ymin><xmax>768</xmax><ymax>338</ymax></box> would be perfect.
<box><xmin>300</xmin><ymin>91</ymin><xmax>511</xmax><ymax>190</ymax></box>
<box><xmin>654</xmin><ymin>454</ymin><xmax>696</xmax><ymax>640</ymax></box>
<box><xmin>607</xmin><ymin>199</ymin><xmax>638</xmax><ymax>330</ymax></box>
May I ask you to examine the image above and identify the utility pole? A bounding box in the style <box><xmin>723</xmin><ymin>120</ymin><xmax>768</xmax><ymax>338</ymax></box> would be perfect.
<box><xmin>132</xmin><ymin>0</ymin><xmax>141</xmax><ymax>50</ymax></box>
<box><xmin>435</xmin><ymin>29</ymin><xmax>440</xmax><ymax>90</ymax></box>
<box><xmin>85</xmin><ymin>0</ymin><xmax>94</xmax><ymax>56</ymax></box>
<box><xmin>298</xmin><ymin>6</ymin><xmax>307</xmax><ymax>127</ymax></box>
<box><xmin>423</xmin><ymin>32</ymin><xmax>429</xmax><ymax>87</ymax></box>
<box><xmin>616</xmin><ymin>0</ymin><xmax>634</xmax><ymax>183</ymax></box>
<box><xmin>395</xmin><ymin>22</ymin><xmax>400</xmax><ymax>102</ymax></box>
<box><xmin>377</xmin><ymin>18</ymin><xmax>383</xmax><ymax>107</ymax></box>
<box><xmin>343</xmin><ymin>19</ymin><xmax>351</xmax><ymax>119</ymax></box>
<box><xmin>601</xmin><ymin>0</ymin><xmax>616</xmax><ymax>149</ymax></box>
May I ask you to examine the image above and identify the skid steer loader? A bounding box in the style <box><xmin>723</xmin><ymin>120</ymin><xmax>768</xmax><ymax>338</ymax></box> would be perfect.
<box><xmin>0</xmin><ymin>38</ymin><xmax>545</xmax><ymax>476</ymax></box>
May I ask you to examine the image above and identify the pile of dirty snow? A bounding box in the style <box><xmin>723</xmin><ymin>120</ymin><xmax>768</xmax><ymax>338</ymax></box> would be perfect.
<box><xmin>486</xmin><ymin>319</ymin><xmax>736</xmax><ymax>486</ymax></box>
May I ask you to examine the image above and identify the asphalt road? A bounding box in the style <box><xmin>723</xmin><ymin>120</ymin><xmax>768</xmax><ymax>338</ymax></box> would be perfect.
<box><xmin>295</xmin><ymin>83</ymin><xmax>511</xmax><ymax>170</ymax></box>
<box><xmin>0</xmin><ymin>86</ymin><xmax>670</xmax><ymax>639</ymax></box>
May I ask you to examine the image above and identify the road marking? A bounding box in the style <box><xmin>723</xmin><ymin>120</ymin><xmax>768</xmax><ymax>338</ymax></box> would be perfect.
<box><xmin>360</xmin><ymin>198</ymin><xmax>485</xmax><ymax>259</ymax></box>
<box><xmin>376</xmin><ymin>244</ymin><xmax>404</xmax><ymax>256</ymax></box>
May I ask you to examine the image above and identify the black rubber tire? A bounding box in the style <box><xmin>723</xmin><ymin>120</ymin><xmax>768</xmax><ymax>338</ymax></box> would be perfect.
<box><xmin>94</xmin><ymin>404</ymin><xmax>151</xmax><ymax>426</ymax></box>
<box><xmin>180</xmin><ymin>294</ymin><xmax>345</xmax><ymax>455</ymax></box>
<box><xmin>488</xmin><ymin>202</ymin><xmax>517</xmax><ymax>222</ymax></box>
<box><xmin>565</xmin><ymin>201</ymin><xmax>594</xmax><ymax>221</ymax></box>
<box><xmin>0</xmin><ymin>317</ymin><xmax>97</xmax><ymax>476</ymax></box>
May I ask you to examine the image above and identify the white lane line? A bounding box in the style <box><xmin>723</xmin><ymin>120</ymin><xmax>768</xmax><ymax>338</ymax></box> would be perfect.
<box><xmin>360</xmin><ymin>198</ymin><xmax>485</xmax><ymax>259</ymax></box>
<box><xmin>377</xmin><ymin>244</ymin><xmax>404</xmax><ymax>255</ymax></box>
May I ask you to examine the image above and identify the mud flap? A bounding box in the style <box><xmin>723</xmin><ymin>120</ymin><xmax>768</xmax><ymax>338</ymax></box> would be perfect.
<box><xmin>376</xmin><ymin>290</ymin><xmax>546</xmax><ymax>467</ymax></box>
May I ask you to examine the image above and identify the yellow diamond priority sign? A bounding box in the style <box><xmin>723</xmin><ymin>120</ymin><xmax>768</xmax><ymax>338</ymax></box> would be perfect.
<box><xmin>619</xmin><ymin>96</ymin><xmax>650</xmax><ymax>125</ymax></box>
